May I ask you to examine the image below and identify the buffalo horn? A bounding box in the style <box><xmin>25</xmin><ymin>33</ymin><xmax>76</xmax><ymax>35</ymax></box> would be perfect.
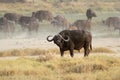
<box><xmin>58</xmin><ymin>34</ymin><xmax>69</xmax><ymax>42</ymax></box>
<box><xmin>47</xmin><ymin>35</ymin><xmax>54</xmax><ymax>42</ymax></box>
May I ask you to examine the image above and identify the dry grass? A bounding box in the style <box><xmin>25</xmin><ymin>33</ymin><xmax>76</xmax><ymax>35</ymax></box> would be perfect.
<box><xmin>0</xmin><ymin>56</ymin><xmax>120</xmax><ymax>80</ymax></box>
<box><xmin>0</xmin><ymin>0</ymin><xmax>119</xmax><ymax>16</ymax></box>
<box><xmin>0</xmin><ymin>48</ymin><xmax>59</xmax><ymax>57</ymax></box>
<box><xmin>0</xmin><ymin>1</ymin><xmax>119</xmax><ymax>79</ymax></box>
<box><xmin>92</xmin><ymin>47</ymin><xmax>114</xmax><ymax>53</ymax></box>
<box><xmin>0</xmin><ymin>47</ymin><xmax>114</xmax><ymax>57</ymax></box>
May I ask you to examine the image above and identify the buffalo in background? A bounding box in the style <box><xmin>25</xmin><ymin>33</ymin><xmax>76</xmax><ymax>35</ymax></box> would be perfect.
<box><xmin>3</xmin><ymin>12</ymin><xmax>40</xmax><ymax>32</ymax></box>
<box><xmin>47</xmin><ymin>30</ymin><xmax>92</xmax><ymax>57</ymax></box>
<box><xmin>69</xmin><ymin>8</ymin><xmax>97</xmax><ymax>31</ymax></box>
<box><xmin>51</xmin><ymin>15</ymin><xmax>69</xmax><ymax>29</ymax></box>
<box><xmin>4</xmin><ymin>13</ymin><xmax>22</xmax><ymax>23</ymax></box>
<box><xmin>103</xmin><ymin>17</ymin><xmax>120</xmax><ymax>35</ymax></box>
<box><xmin>32</xmin><ymin>10</ymin><xmax>53</xmax><ymax>22</ymax></box>
<box><xmin>103</xmin><ymin>17</ymin><xmax>120</xmax><ymax>28</ymax></box>
<box><xmin>0</xmin><ymin>10</ymin><xmax>54</xmax><ymax>34</ymax></box>
<box><xmin>0</xmin><ymin>17</ymin><xmax>15</xmax><ymax>36</ymax></box>
<box><xmin>86</xmin><ymin>8</ymin><xmax>97</xmax><ymax>20</ymax></box>
<box><xmin>18</xmin><ymin>14</ymin><xmax>40</xmax><ymax>32</ymax></box>
<box><xmin>70</xmin><ymin>20</ymin><xmax>91</xmax><ymax>31</ymax></box>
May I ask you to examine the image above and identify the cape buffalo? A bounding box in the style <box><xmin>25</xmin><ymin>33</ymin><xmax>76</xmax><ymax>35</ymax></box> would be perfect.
<box><xmin>103</xmin><ymin>17</ymin><xmax>120</xmax><ymax>28</ymax></box>
<box><xmin>18</xmin><ymin>15</ymin><xmax>39</xmax><ymax>32</ymax></box>
<box><xmin>103</xmin><ymin>17</ymin><xmax>120</xmax><ymax>35</ymax></box>
<box><xmin>71</xmin><ymin>20</ymin><xmax>91</xmax><ymax>31</ymax></box>
<box><xmin>114</xmin><ymin>22</ymin><xmax>120</xmax><ymax>35</ymax></box>
<box><xmin>0</xmin><ymin>17</ymin><xmax>15</xmax><ymax>36</ymax></box>
<box><xmin>47</xmin><ymin>30</ymin><xmax>92</xmax><ymax>57</ymax></box>
<box><xmin>86</xmin><ymin>8</ymin><xmax>97</xmax><ymax>20</ymax></box>
<box><xmin>51</xmin><ymin>15</ymin><xmax>69</xmax><ymax>29</ymax></box>
<box><xmin>4</xmin><ymin>13</ymin><xmax>21</xmax><ymax>23</ymax></box>
<box><xmin>69</xmin><ymin>9</ymin><xmax>96</xmax><ymax>31</ymax></box>
<box><xmin>32</xmin><ymin>10</ymin><xmax>53</xmax><ymax>22</ymax></box>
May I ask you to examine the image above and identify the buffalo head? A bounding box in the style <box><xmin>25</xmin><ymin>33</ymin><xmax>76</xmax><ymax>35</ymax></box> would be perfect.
<box><xmin>86</xmin><ymin>8</ymin><xmax>97</xmax><ymax>20</ymax></box>
<box><xmin>47</xmin><ymin>34</ymin><xmax>69</xmax><ymax>47</ymax></box>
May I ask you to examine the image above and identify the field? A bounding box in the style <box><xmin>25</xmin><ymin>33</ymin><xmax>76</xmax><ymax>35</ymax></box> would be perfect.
<box><xmin>0</xmin><ymin>56</ymin><xmax>120</xmax><ymax>80</ymax></box>
<box><xmin>0</xmin><ymin>0</ymin><xmax>120</xmax><ymax>80</ymax></box>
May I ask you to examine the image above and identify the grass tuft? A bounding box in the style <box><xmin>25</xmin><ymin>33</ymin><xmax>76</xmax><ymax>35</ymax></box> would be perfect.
<box><xmin>92</xmin><ymin>47</ymin><xmax>114</xmax><ymax>53</ymax></box>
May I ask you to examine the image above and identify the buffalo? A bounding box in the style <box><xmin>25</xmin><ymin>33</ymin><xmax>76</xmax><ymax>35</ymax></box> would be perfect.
<box><xmin>0</xmin><ymin>17</ymin><xmax>15</xmax><ymax>36</ymax></box>
<box><xmin>103</xmin><ymin>17</ymin><xmax>120</xmax><ymax>35</ymax></box>
<box><xmin>32</xmin><ymin>10</ymin><xmax>53</xmax><ymax>22</ymax></box>
<box><xmin>86</xmin><ymin>8</ymin><xmax>97</xmax><ymax>20</ymax></box>
<box><xmin>47</xmin><ymin>30</ymin><xmax>92</xmax><ymax>57</ymax></box>
<box><xmin>114</xmin><ymin>21</ymin><xmax>120</xmax><ymax>35</ymax></box>
<box><xmin>71</xmin><ymin>20</ymin><xmax>91</xmax><ymax>31</ymax></box>
<box><xmin>69</xmin><ymin>9</ymin><xmax>96</xmax><ymax>31</ymax></box>
<box><xmin>18</xmin><ymin>15</ymin><xmax>39</xmax><ymax>32</ymax></box>
<box><xmin>51</xmin><ymin>15</ymin><xmax>69</xmax><ymax>29</ymax></box>
<box><xmin>26</xmin><ymin>19</ymin><xmax>39</xmax><ymax>32</ymax></box>
<box><xmin>103</xmin><ymin>17</ymin><xmax>120</xmax><ymax>28</ymax></box>
<box><xmin>4</xmin><ymin>13</ymin><xmax>21</xmax><ymax>23</ymax></box>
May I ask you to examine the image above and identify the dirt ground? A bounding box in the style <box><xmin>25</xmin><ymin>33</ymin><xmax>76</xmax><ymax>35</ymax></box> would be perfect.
<box><xmin>0</xmin><ymin>37</ymin><xmax>119</xmax><ymax>60</ymax></box>
<box><xmin>0</xmin><ymin>37</ymin><xmax>120</xmax><ymax>53</ymax></box>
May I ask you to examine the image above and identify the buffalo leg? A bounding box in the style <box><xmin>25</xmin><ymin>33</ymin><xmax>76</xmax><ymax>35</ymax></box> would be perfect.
<box><xmin>84</xmin><ymin>43</ymin><xmax>90</xmax><ymax>57</ymax></box>
<box><xmin>86</xmin><ymin>49</ymin><xmax>90</xmax><ymax>56</ymax></box>
<box><xmin>69</xmin><ymin>49</ymin><xmax>74</xmax><ymax>57</ymax></box>
<box><xmin>84</xmin><ymin>48</ymin><xmax>90</xmax><ymax>57</ymax></box>
<box><xmin>84</xmin><ymin>49</ymin><xmax>90</xmax><ymax>57</ymax></box>
<box><xmin>84</xmin><ymin>50</ymin><xmax>87</xmax><ymax>57</ymax></box>
<box><xmin>60</xmin><ymin>49</ymin><xmax>64</xmax><ymax>57</ymax></box>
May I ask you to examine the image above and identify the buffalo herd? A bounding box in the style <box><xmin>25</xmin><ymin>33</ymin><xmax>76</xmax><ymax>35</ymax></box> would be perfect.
<box><xmin>0</xmin><ymin>10</ymin><xmax>54</xmax><ymax>34</ymax></box>
<box><xmin>47</xmin><ymin>9</ymin><xmax>120</xmax><ymax>57</ymax></box>
<box><xmin>47</xmin><ymin>9</ymin><xmax>94</xmax><ymax>57</ymax></box>
<box><xmin>69</xmin><ymin>8</ymin><xmax>96</xmax><ymax>32</ymax></box>
<box><xmin>0</xmin><ymin>9</ymin><xmax>120</xmax><ymax>57</ymax></box>
<box><xmin>0</xmin><ymin>9</ymin><xmax>119</xmax><ymax>35</ymax></box>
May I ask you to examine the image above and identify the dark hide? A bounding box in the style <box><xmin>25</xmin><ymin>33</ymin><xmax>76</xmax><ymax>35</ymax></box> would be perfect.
<box><xmin>0</xmin><ymin>17</ymin><xmax>15</xmax><ymax>35</ymax></box>
<box><xmin>70</xmin><ymin>9</ymin><xmax>96</xmax><ymax>31</ymax></box>
<box><xmin>103</xmin><ymin>17</ymin><xmax>120</xmax><ymax>28</ymax></box>
<box><xmin>32</xmin><ymin>10</ymin><xmax>53</xmax><ymax>22</ymax></box>
<box><xmin>103</xmin><ymin>17</ymin><xmax>120</xmax><ymax>35</ymax></box>
<box><xmin>86</xmin><ymin>8</ymin><xmax>96</xmax><ymax>20</ymax></box>
<box><xmin>18</xmin><ymin>15</ymin><xmax>39</xmax><ymax>32</ymax></box>
<box><xmin>51</xmin><ymin>15</ymin><xmax>69</xmax><ymax>29</ymax></box>
<box><xmin>47</xmin><ymin>30</ymin><xmax>92</xmax><ymax>57</ymax></box>
<box><xmin>4</xmin><ymin>13</ymin><xmax>21</xmax><ymax>23</ymax></box>
<box><xmin>71</xmin><ymin>20</ymin><xmax>91</xmax><ymax>31</ymax></box>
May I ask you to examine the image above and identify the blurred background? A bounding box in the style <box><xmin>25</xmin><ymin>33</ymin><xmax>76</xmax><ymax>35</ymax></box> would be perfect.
<box><xmin>0</xmin><ymin>0</ymin><xmax>119</xmax><ymax>39</ymax></box>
